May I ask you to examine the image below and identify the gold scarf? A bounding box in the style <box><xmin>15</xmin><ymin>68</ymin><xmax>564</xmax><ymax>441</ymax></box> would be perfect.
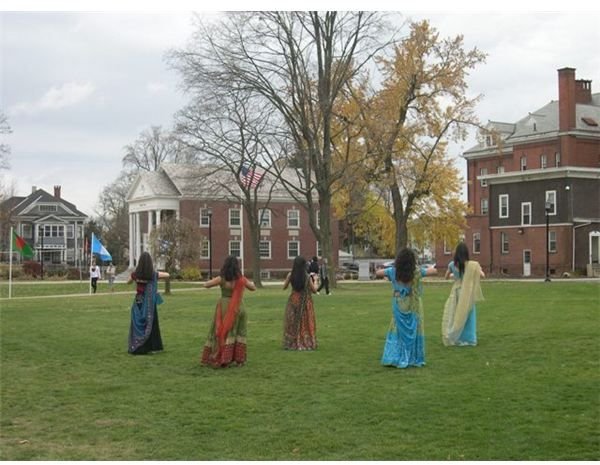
<box><xmin>443</xmin><ymin>261</ymin><xmax>484</xmax><ymax>345</ymax></box>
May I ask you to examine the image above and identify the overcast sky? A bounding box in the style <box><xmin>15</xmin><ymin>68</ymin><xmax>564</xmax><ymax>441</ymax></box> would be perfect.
<box><xmin>1</xmin><ymin>6</ymin><xmax>599</xmax><ymax>216</ymax></box>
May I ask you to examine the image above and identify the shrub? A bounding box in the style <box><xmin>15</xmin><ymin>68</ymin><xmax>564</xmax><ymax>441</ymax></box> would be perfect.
<box><xmin>22</xmin><ymin>261</ymin><xmax>42</xmax><ymax>278</ymax></box>
<box><xmin>180</xmin><ymin>266</ymin><xmax>201</xmax><ymax>281</ymax></box>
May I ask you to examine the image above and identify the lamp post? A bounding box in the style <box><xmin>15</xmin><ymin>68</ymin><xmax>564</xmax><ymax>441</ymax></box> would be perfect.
<box><xmin>545</xmin><ymin>201</ymin><xmax>551</xmax><ymax>282</ymax></box>
<box><xmin>207</xmin><ymin>209</ymin><xmax>213</xmax><ymax>279</ymax></box>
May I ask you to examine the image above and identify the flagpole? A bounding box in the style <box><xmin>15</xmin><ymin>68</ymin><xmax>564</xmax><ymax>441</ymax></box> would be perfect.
<box><xmin>89</xmin><ymin>233</ymin><xmax>93</xmax><ymax>295</ymax></box>
<box><xmin>9</xmin><ymin>226</ymin><xmax>13</xmax><ymax>299</ymax></box>
<box><xmin>240</xmin><ymin>195</ymin><xmax>244</xmax><ymax>276</ymax></box>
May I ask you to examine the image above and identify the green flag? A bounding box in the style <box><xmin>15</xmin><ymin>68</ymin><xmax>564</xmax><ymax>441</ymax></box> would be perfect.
<box><xmin>12</xmin><ymin>231</ymin><xmax>34</xmax><ymax>258</ymax></box>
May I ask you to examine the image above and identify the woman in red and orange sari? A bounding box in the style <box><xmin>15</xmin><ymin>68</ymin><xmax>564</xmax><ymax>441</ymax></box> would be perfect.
<box><xmin>282</xmin><ymin>256</ymin><xmax>318</xmax><ymax>350</ymax></box>
<box><xmin>201</xmin><ymin>255</ymin><xmax>256</xmax><ymax>368</ymax></box>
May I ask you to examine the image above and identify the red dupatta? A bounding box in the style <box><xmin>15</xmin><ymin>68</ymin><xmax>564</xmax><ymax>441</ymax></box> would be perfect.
<box><xmin>214</xmin><ymin>276</ymin><xmax>246</xmax><ymax>353</ymax></box>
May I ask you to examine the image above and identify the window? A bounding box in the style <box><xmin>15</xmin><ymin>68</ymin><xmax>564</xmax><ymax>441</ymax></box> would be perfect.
<box><xmin>473</xmin><ymin>233</ymin><xmax>481</xmax><ymax>254</ymax></box>
<box><xmin>39</xmin><ymin>204</ymin><xmax>57</xmax><ymax>212</ymax></box>
<box><xmin>443</xmin><ymin>240</ymin><xmax>451</xmax><ymax>255</ymax></box>
<box><xmin>549</xmin><ymin>231</ymin><xmax>557</xmax><ymax>253</ymax></box>
<box><xmin>260</xmin><ymin>270</ymin><xmax>271</xmax><ymax>280</ymax></box>
<box><xmin>481</xmin><ymin>198</ymin><xmax>488</xmax><ymax>215</ymax></box>
<box><xmin>521</xmin><ymin>202</ymin><xmax>532</xmax><ymax>225</ymax></box>
<box><xmin>229</xmin><ymin>240</ymin><xmax>241</xmax><ymax>258</ymax></box>
<box><xmin>520</xmin><ymin>156</ymin><xmax>527</xmax><ymax>171</ymax></box>
<box><xmin>259</xmin><ymin>240</ymin><xmax>271</xmax><ymax>259</ymax></box>
<box><xmin>497</xmin><ymin>166</ymin><xmax>505</xmax><ymax>174</ymax></box>
<box><xmin>40</xmin><ymin>225</ymin><xmax>64</xmax><ymax>237</ymax></box>
<box><xmin>315</xmin><ymin>210</ymin><xmax>320</xmax><ymax>229</ymax></box>
<box><xmin>501</xmin><ymin>232</ymin><xmax>509</xmax><ymax>254</ymax></box>
<box><xmin>287</xmin><ymin>209</ymin><xmax>299</xmax><ymax>228</ymax></box>
<box><xmin>259</xmin><ymin>209</ymin><xmax>271</xmax><ymax>228</ymax></box>
<box><xmin>480</xmin><ymin>168</ymin><xmax>488</xmax><ymax>187</ymax></box>
<box><xmin>229</xmin><ymin>208</ymin><xmax>241</xmax><ymax>227</ymax></box>
<box><xmin>499</xmin><ymin>194</ymin><xmax>509</xmax><ymax>218</ymax></box>
<box><xmin>555</xmin><ymin>152</ymin><xmax>561</xmax><ymax>167</ymax></box>
<box><xmin>316</xmin><ymin>241</ymin><xmax>322</xmax><ymax>257</ymax></box>
<box><xmin>66</xmin><ymin>225</ymin><xmax>74</xmax><ymax>239</ymax></box>
<box><xmin>540</xmin><ymin>154</ymin><xmax>547</xmax><ymax>169</ymax></box>
<box><xmin>200</xmin><ymin>240</ymin><xmax>210</xmax><ymax>259</ymax></box>
<box><xmin>287</xmin><ymin>240</ymin><xmax>300</xmax><ymax>259</ymax></box>
<box><xmin>22</xmin><ymin>224</ymin><xmax>32</xmax><ymax>239</ymax></box>
<box><xmin>545</xmin><ymin>190</ymin><xmax>557</xmax><ymax>215</ymax></box>
<box><xmin>200</xmin><ymin>208</ymin><xmax>211</xmax><ymax>227</ymax></box>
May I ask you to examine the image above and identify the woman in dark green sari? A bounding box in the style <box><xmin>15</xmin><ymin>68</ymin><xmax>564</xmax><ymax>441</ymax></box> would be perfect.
<box><xmin>127</xmin><ymin>252</ymin><xmax>170</xmax><ymax>355</ymax></box>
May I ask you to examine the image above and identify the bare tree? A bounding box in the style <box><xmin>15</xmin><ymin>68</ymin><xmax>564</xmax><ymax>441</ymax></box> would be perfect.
<box><xmin>149</xmin><ymin>218</ymin><xmax>202</xmax><ymax>294</ymax></box>
<box><xmin>122</xmin><ymin>125</ymin><xmax>196</xmax><ymax>173</ymax></box>
<box><xmin>175</xmin><ymin>87</ymin><xmax>285</xmax><ymax>287</ymax></box>
<box><xmin>0</xmin><ymin>111</ymin><xmax>11</xmax><ymax>170</ymax></box>
<box><xmin>169</xmin><ymin>11</ymin><xmax>391</xmax><ymax>286</ymax></box>
<box><xmin>95</xmin><ymin>171</ymin><xmax>135</xmax><ymax>266</ymax></box>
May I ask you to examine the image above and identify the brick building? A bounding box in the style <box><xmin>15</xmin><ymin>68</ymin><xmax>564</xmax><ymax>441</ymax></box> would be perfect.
<box><xmin>436</xmin><ymin>67</ymin><xmax>600</xmax><ymax>277</ymax></box>
<box><xmin>126</xmin><ymin>163</ymin><xmax>338</xmax><ymax>278</ymax></box>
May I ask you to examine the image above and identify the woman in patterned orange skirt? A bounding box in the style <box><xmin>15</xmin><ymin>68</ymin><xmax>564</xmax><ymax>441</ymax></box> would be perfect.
<box><xmin>201</xmin><ymin>255</ymin><xmax>256</xmax><ymax>367</ymax></box>
<box><xmin>282</xmin><ymin>256</ymin><xmax>318</xmax><ymax>350</ymax></box>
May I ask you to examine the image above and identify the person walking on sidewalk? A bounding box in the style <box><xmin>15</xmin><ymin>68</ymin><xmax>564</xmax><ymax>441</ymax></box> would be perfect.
<box><xmin>317</xmin><ymin>258</ymin><xmax>331</xmax><ymax>295</ymax></box>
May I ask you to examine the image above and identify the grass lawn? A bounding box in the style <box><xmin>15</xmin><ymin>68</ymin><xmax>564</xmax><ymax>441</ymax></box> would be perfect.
<box><xmin>1</xmin><ymin>280</ymin><xmax>599</xmax><ymax>460</ymax></box>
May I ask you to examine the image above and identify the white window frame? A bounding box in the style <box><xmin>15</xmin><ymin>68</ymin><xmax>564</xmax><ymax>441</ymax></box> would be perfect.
<box><xmin>480</xmin><ymin>168</ymin><xmax>488</xmax><ymax>187</ymax></box>
<box><xmin>229</xmin><ymin>208</ymin><xmax>241</xmax><ymax>227</ymax></box>
<box><xmin>501</xmin><ymin>232</ymin><xmax>509</xmax><ymax>254</ymax></box>
<box><xmin>520</xmin><ymin>156</ymin><xmax>527</xmax><ymax>171</ymax></box>
<box><xmin>229</xmin><ymin>240</ymin><xmax>241</xmax><ymax>258</ymax></box>
<box><xmin>521</xmin><ymin>202</ymin><xmax>532</xmax><ymax>226</ymax></box>
<box><xmin>287</xmin><ymin>209</ymin><xmax>300</xmax><ymax>228</ymax></box>
<box><xmin>200</xmin><ymin>208</ymin><xmax>211</xmax><ymax>227</ymax></box>
<box><xmin>259</xmin><ymin>240</ymin><xmax>271</xmax><ymax>259</ymax></box>
<box><xmin>545</xmin><ymin>190</ymin><xmax>557</xmax><ymax>216</ymax></box>
<box><xmin>316</xmin><ymin>241</ymin><xmax>322</xmax><ymax>257</ymax></box>
<box><xmin>287</xmin><ymin>240</ymin><xmax>300</xmax><ymax>259</ymax></box>
<box><xmin>22</xmin><ymin>224</ymin><xmax>33</xmax><ymax>239</ymax></box>
<box><xmin>555</xmin><ymin>152</ymin><xmax>561</xmax><ymax>167</ymax></box>
<box><xmin>499</xmin><ymin>194</ymin><xmax>509</xmax><ymax>219</ymax></box>
<box><xmin>443</xmin><ymin>240</ymin><xmax>451</xmax><ymax>255</ymax></box>
<box><xmin>473</xmin><ymin>233</ymin><xmax>481</xmax><ymax>254</ymax></box>
<box><xmin>540</xmin><ymin>154</ymin><xmax>547</xmax><ymax>169</ymax></box>
<box><xmin>481</xmin><ymin>198</ymin><xmax>488</xmax><ymax>215</ymax></box>
<box><xmin>497</xmin><ymin>166</ymin><xmax>505</xmax><ymax>174</ymax></box>
<box><xmin>200</xmin><ymin>239</ymin><xmax>210</xmax><ymax>259</ymax></box>
<box><xmin>549</xmin><ymin>231</ymin><xmax>557</xmax><ymax>253</ymax></box>
<box><xmin>66</xmin><ymin>224</ymin><xmax>74</xmax><ymax>239</ymax></box>
<box><xmin>259</xmin><ymin>209</ymin><xmax>271</xmax><ymax>229</ymax></box>
<box><xmin>39</xmin><ymin>204</ymin><xmax>57</xmax><ymax>212</ymax></box>
<box><xmin>316</xmin><ymin>210</ymin><xmax>320</xmax><ymax>229</ymax></box>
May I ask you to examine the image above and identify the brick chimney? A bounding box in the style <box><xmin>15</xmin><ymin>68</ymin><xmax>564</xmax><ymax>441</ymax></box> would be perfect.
<box><xmin>575</xmin><ymin>79</ymin><xmax>592</xmax><ymax>104</ymax></box>
<box><xmin>54</xmin><ymin>185</ymin><xmax>61</xmax><ymax>199</ymax></box>
<box><xmin>558</xmin><ymin>67</ymin><xmax>576</xmax><ymax>132</ymax></box>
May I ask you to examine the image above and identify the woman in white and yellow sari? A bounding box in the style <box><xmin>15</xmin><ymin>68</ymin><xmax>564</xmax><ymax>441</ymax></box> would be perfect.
<box><xmin>442</xmin><ymin>243</ymin><xmax>485</xmax><ymax>346</ymax></box>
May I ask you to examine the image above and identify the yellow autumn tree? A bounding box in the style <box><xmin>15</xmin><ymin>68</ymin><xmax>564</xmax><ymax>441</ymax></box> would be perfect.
<box><xmin>345</xmin><ymin>20</ymin><xmax>486</xmax><ymax>252</ymax></box>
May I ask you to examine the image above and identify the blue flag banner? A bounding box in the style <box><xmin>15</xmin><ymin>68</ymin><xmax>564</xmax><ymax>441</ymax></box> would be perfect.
<box><xmin>91</xmin><ymin>234</ymin><xmax>112</xmax><ymax>262</ymax></box>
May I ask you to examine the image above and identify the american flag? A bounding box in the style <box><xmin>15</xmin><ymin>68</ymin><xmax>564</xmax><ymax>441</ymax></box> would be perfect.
<box><xmin>240</xmin><ymin>164</ymin><xmax>264</xmax><ymax>188</ymax></box>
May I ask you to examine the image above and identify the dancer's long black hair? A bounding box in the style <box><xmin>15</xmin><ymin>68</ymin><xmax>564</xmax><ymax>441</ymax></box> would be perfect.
<box><xmin>220</xmin><ymin>255</ymin><xmax>242</xmax><ymax>282</ymax></box>
<box><xmin>453</xmin><ymin>242</ymin><xmax>470</xmax><ymax>276</ymax></box>
<box><xmin>290</xmin><ymin>256</ymin><xmax>308</xmax><ymax>292</ymax></box>
<box><xmin>394</xmin><ymin>248</ymin><xmax>416</xmax><ymax>284</ymax></box>
<box><xmin>134</xmin><ymin>251</ymin><xmax>155</xmax><ymax>281</ymax></box>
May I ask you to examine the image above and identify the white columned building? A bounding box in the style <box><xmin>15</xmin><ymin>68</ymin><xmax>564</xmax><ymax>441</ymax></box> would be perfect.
<box><xmin>126</xmin><ymin>171</ymin><xmax>180</xmax><ymax>268</ymax></box>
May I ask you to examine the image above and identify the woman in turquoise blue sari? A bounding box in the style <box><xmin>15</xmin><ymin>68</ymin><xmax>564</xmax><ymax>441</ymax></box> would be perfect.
<box><xmin>127</xmin><ymin>252</ymin><xmax>170</xmax><ymax>355</ymax></box>
<box><xmin>376</xmin><ymin>248</ymin><xmax>437</xmax><ymax>368</ymax></box>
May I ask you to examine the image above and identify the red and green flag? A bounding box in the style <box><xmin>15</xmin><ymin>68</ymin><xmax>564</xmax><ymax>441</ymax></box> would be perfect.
<box><xmin>12</xmin><ymin>231</ymin><xmax>34</xmax><ymax>258</ymax></box>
